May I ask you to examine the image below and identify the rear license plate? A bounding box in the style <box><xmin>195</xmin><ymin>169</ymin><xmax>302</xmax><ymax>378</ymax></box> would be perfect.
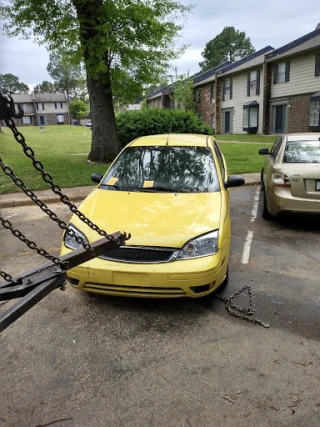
<box><xmin>316</xmin><ymin>180</ymin><xmax>320</xmax><ymax>191</ymax></box>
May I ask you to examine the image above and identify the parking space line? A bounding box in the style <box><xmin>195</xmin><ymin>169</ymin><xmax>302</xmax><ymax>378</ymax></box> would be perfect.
<box><xmin>241</xmin><ymin>187</ymin><xmax>260</xmax><ymax>264</ymax></box>
<box><xmin>250</xmin><ymin>187</ymin><xmax>261</xmax><ymax>222</ymax></box>
<box><xmin>242</xmin><ymin>230</ymin><xmax>254</xmax><ymax>264</ymax></box>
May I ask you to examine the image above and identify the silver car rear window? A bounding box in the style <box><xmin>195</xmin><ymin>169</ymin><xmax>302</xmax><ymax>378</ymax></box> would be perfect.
<box><xmin>283</xmin><ymin>140</ymin><xmax>320</xmax><ymax>163</ymax></box>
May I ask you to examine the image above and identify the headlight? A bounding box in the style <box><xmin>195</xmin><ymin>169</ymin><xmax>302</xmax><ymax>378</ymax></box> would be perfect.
<box><xmin>177</xmin><ymin>230</ymin><xmax>219</xmax><ymax>259</ymax></box>
<box><xmin>64</xmin><ymin>224</ymin><xmax>88</xmax><ymax>250</ymax></box>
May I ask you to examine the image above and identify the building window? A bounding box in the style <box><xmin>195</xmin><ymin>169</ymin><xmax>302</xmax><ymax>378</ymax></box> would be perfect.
<box><xmin>222</xmin><ymin>78</ymin><xmax>232</xmax><ymax>101</ymax></box>
<box><xmin>56</xmin><ymin>114</ymin><xmax>64</xmax><ymax>124</ymax></box>
<box><xmin>22</xmin><ymin>116</ymin><xmax>32</xmax><ymax>124</ymax></box>
<box><xmin>36</xmin><ymin>102</ymin><xmax>44</xmax><ymax>110</ymax></box>
<box><xmin>273</xmin><ymin>62</ymin><xmax>290</xmax><ymax>84</ymax></box>
<box><xmin>247</xmin><ymin>70</ymin><xmax>260</xmax><ymax>96</ymax></box>
<box><xmin>309</xmin><ymin>100</ymin><xmax>320</xmax><ymax>130</ymax></box>
<box><xmin>210</xmin><ymin>82</ymin><xmax>215</xmax><ymax>104</ymax></box>
<box><xmin>243</xmin><ymin>102</ymin><xmax>259</xmax><ymax>133</ymax></box>
<box><xmin>55</xmin><ymin>102</ymin><xmax>63</xmax><ymax>109</ymax></box>
<box><xmin>211</xmin><ymin>112</ymin><xmax>215</xmax><ymax>129</ymax></box>
<box><xmin>195</xmin><ymin>88</ymin><xmax>200</xmax><ymax>103</ymax></box>
<box><xmin>315</xmin><ymin>53</ymin><xmax>320</xmax><ymax>77</ymax></box>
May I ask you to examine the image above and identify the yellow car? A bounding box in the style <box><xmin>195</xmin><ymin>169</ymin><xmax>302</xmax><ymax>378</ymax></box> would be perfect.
<box><xmin>61</xmin><ymin>134</ymin><xmax>244</xmax><ymax>298</ymax></box>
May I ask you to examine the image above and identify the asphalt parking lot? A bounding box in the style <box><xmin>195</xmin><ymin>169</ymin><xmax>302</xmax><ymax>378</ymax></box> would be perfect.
<box><xmin>0</xmin><ymin>186</ymin><xmax>319</xmax><ymax>427</ymax></box>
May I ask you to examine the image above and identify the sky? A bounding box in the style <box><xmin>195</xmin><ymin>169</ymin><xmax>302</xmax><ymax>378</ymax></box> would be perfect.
<box><xmin>0</xmin><ymin>0</ymin><xmax>319</xmax><ymax>89</ymax></box>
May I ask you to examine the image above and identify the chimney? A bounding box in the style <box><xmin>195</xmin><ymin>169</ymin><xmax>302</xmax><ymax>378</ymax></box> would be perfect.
<box><xmin>316</xmin><ymin>23</ymin><xmax>320</xmax><ymax>30</ymax></box>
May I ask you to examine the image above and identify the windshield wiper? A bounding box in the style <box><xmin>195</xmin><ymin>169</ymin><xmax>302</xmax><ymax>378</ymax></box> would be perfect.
<box><xmin>100</xmin><ymin>183</ymin><xmax>136</xmax><ymax>191</ymax></box>
<box><xmin>134</xmin><ymin>186</ymin><xmax>189</xmax><ymax>193</ymax></box>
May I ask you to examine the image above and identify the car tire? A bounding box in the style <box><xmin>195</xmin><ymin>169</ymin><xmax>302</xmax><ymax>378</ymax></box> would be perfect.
<box><xmin>262</xmin><ymin>192</ymin><xmax>272</xmax><ymax>220</ymax></box>
<box><xmin>260</xmin><ymin>169</ymin><xmax>265</xmax><ymax>191</ymax></box>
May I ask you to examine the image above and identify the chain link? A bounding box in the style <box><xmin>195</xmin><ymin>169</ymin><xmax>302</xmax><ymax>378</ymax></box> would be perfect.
<box><xmin>0</xmin><ymin>159</ymin><xmax>94</xmax><ymax>253</ymax></box>
<box><xmin>214</xmin><ymin>285</ymin><xmax>270</xmax><ymax>328</ymax></box>
<box><xmin>4</xmin><ymin>117</ymin><xmax>123</xmax><ymax>244</ymax></box>
<box><xmin>0</xmin><ymin>269</ymin><xmax>14</xmax><ymax>283</ymax></box>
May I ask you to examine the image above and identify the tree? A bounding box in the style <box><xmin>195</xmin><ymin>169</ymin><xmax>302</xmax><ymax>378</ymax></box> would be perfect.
<box><xmin>1</xmin><ymin>1</ymin><xmax>191</xmax><ymax>162</ymax></box>
<box><xmin>69</xmin><ymin>99</ymin><xmax>89</xmax><ymax>120</ymax></box>
<box><xmin>34</xmin><ymin>80</ymin><xmax>57</xmax><ymax>93</ymax></box>
<box><xmin>199</xmin><ymin>27</ymin><xmax>255</xmax><ymax>72</ymax></box>
<box><xmin>0</xmin><ymin>73</ymin><xmax>29</xmax><ymax>94</ymax></box>
<box><xmin>170</xmin><ymin>69</ymin><xmax>196</xmax><ymax>113</ymax></box>
<box><xmin>47</xmin><ymin>53</ymin><xmax>83</xmax><ymax>101</ymax></box>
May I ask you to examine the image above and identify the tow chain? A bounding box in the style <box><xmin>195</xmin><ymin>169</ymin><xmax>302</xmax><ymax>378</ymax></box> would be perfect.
<box><xmin>4</xmin><ymin>117</ymin><xmax>127</xmax><ymax>245</ymax></box>
<box><xmin>0</xmin><ymin>270</ymin><xmax>15</xmax><ymax>284</ymax></box>
<box><xmin>214</xmin><ymin>285</ymin><xmax>270</xmax><ymax>328</ymax></box>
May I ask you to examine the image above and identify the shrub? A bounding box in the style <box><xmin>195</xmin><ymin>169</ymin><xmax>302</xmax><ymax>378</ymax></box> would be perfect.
<box><xmin>116</xmin><ymin>108</ymin><xmax>214</xmax><ymax>148</ymax></box>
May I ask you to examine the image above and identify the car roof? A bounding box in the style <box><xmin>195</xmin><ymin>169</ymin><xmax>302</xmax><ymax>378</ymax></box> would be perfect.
<box><xmin>285</xmin><ymin>133</ymin><xmax>320</xmax><ymax>142</ymax></box>
<box><xmin>129</xmin><ymin>134</ymin><xmax>213</xmax><ymax>147</ymax></box>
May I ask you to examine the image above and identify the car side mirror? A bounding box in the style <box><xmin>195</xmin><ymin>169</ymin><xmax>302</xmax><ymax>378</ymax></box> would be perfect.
<box><xmin>224</xmin><ymin>175</ymin><xmax>245</xmax><ymax>188</ymax></box>
<box><xmin>259</xmin><ymin>148</ymin><xmax>270</xmax><ymax>155</ymax></box>
<box><xmin>91</xmin><ymin>173</ymin><xmax>103</xmax><ymax>184</ymax></box>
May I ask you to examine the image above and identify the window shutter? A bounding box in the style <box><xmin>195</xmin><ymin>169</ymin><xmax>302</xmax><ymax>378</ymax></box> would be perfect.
<box><xmin>230</xmin><ymin>78</ymin><xmax>233</xmax><ymax>100</ymax></box>
<box><xmin>315</xmin><ymin>53</ymin><xmax>320</xmax><ymax>77</ymax></box>
<box><xmin>256</xmin><ymin>70</ymin><xmax>260</xmax><ymax>95</ymax></box>
<box><xmin>222</xmin><ymin>81</ymin><xmax>225</xmax><ymax>101</ymax></box>
<box><xmin>285</xmin><ymin>62</ymin><xmax>290</xmax><ymax>82</ymax></box>
<box><xmin>273</xmin><ymin>65</ymin><xmax>278</xmax><ymax>84</ymax></box>
<box><xmin>247</xmin><ymin>73</ymin><xmax>250</xmax><ymax>96</ymax></box>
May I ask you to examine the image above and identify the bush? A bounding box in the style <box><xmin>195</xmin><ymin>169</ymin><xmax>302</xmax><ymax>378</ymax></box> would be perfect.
<box><xmin>116</xmin><ymin>108</ymin><xmax>214</xmax><ymax>148</ymax></box>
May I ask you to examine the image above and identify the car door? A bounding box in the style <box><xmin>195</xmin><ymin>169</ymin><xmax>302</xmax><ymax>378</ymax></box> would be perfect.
<box><xmin>214</xmin><ymin>142</ymin><xmax>230</xmax><ymax>246</ymax></box>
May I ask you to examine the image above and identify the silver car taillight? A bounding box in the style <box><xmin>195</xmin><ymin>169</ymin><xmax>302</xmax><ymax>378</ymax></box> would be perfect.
<box><xmin>273</xmin><ymin>172</ymin><xmax>291</xmax><ymax>188</ymax></box>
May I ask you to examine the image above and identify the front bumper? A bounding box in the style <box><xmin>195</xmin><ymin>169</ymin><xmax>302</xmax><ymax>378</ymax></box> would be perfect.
<box><xmin>270</xmin><ymin>187</ymin><xmax>320</xmax><ymax>215</ymax></box>
<box><xmin>63</xmin><ymin>246</ymin><xmax>229</xmax><ymax>298</ymax></box>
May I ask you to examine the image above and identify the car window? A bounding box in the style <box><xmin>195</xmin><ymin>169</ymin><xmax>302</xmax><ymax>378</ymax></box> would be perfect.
<box><xmin>270</xmin><ymin>137</ymin><xmax>283</xmax><ymax>159</ymax></box>
<box><xmin>101</xmin><ymin>146</ymin><xmax>220</xmax><ymax>193</ymax></box>
<box><xmin>214</xmin><ymin>142</ymin><xmax>226</xmax><ymax>181</ymax></box>
<box><xmin>283</xmin><ymin>140</ymin><xmax>320</xmax><ymax>163</ymax></box>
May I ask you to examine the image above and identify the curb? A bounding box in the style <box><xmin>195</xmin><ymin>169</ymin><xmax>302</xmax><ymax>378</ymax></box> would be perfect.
<box><xmin>0</xmin><ymin>179</ymin><xmax>261</xmax><ymax>209</ymax></box>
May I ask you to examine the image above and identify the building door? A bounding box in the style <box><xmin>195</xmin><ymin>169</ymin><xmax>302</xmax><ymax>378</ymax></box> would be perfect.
<box><xmin>273</xmin><ymin>104</ymin><xmax>288</xmax><ymax>133</ymax></box>
<box><xmin>39</xmin><ymin>116</ymin><xmax>45</xmax><ymax>125</ymax></box>
<box><xmin>225</xmin><ymin>111</ymin><xmax>231</xmax><ymax>134</ymax></box>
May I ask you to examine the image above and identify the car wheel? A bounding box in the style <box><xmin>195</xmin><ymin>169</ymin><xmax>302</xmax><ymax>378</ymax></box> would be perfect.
<box><xmin>260</xmin><ymin>169</ymin><xmax>265</xmax><ymax>191</ymax></box>
<box><xmin>262</xmin><ymin>192</ymin><xmax>272</xmax><ymax>220</ymax></box>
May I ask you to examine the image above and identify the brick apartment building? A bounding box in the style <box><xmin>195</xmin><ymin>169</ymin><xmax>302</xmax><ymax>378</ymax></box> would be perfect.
<box><xmin>147</xmin><ymin>26</ymin><xmax>320</xmax><ymax>135</ymax></box>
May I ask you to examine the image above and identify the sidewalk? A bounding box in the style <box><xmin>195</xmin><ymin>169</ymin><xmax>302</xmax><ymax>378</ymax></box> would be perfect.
<box><xmin>0</xmin><ymin>173</ymin><xmax>260</xmax><ymax>209</ymax></box>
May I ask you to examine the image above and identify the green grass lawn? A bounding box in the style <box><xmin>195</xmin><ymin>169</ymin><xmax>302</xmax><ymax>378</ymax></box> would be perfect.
<box><xmin>0</xmin><ymin>125</ymin><xmax>107</xmax><ymax>195</ymax></box>
<box><xmin>0</xmin><ymin>125</ymin><xmax>273</xmax><ymax>194</ymax></box>
<box><xmin>218</xmin><ymin>142</ymin><xmax>273</xmax><ymax>174</ymax></box>
<box><xmin>215</xmin><ymin>134</ymin><xmax>277</xmax><ymax>143</ymax></box>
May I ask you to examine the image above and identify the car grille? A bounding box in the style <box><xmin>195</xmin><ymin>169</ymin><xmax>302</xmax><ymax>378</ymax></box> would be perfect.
<box><xmin>99</xmin><ymin>246</ymin><xmax>178</xmax><ymax>263</ymax></box>
<box><xmin>83</xmin><ymin>282</ymin><xmax>186</xmax><ymax>296</ymax></box>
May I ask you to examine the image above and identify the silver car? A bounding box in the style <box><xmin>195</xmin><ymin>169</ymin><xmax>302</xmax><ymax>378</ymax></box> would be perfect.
<box><xmin>259</xmin><ymin>133</ymin><xmax>320</xmax><ymax>218</ymax></box>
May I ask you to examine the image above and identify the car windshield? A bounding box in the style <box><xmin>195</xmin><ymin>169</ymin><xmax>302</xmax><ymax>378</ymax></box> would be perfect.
<box><xmin>100</xmin><ymin>146</ymin><xmax>220</xmax><ymax>193</ymax></box>
<box><xmin>283</xmin><ymin>140</ymin><xmax>320</xmax><ymax>163</ymax></box>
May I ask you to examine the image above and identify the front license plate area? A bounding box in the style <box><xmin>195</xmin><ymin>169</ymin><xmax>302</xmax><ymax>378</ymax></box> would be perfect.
<box><xmin>316</xmin><ymin>180</ymin><xmax>320</xmax><ymax>191</ymax></box>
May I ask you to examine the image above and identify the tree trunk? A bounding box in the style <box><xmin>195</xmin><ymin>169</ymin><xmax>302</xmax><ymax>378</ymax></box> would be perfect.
<box><xmin>72</xmin><ymin>0</ymin><xmax>121</xmax><ymax>163</ymax></box>
<box><xmin>87</xmin><ymin>72</ymin><xmax>120</xmax><ymax>162</ymax></box>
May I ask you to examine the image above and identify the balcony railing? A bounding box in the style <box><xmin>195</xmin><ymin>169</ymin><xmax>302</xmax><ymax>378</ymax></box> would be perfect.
<box><xmin>22</xmin><ymin>108</ymin><xmax>35</xmax><ymax>115</ymax></box>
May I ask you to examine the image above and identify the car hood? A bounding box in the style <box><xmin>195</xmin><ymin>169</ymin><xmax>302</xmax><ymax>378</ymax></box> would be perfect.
<box><xmin>71</xmin><ymin>188</ymin><xmax>222</xmax><ymax>248</ymax></box>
